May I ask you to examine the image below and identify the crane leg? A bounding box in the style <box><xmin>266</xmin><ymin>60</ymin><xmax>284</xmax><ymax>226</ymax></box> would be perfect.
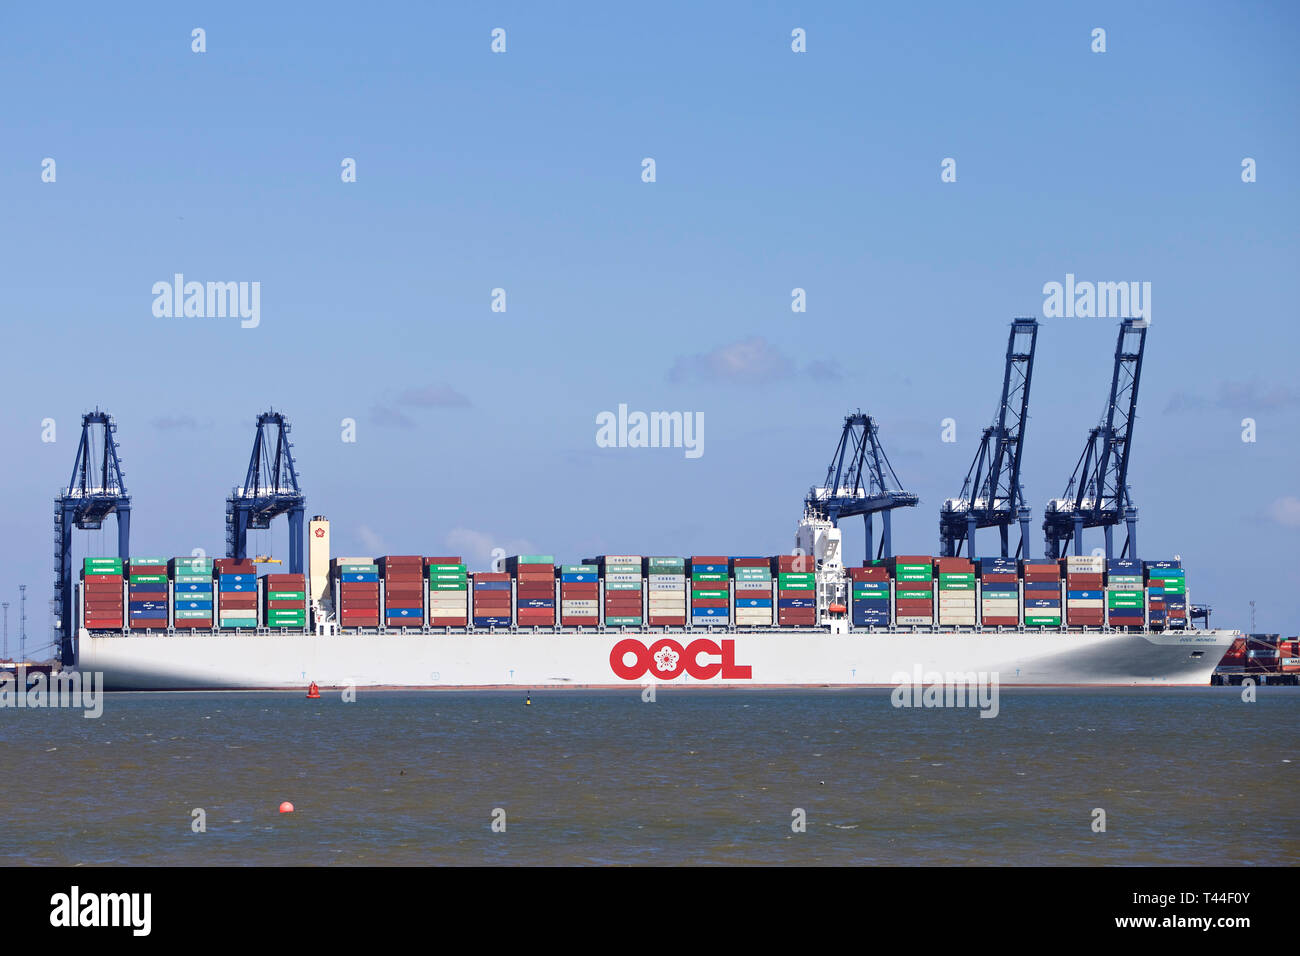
<box><xmin>882</xmin><ymin>510</ymin><xmax>893</xmax><ymax>560</ymax></box>
<box><xmin>1072</xmin><ymin>516</ymin><xmax>1084</xmax><ymax>556</ymax></box>
<box><xmin>1104</xmin><ymin>525</ymin><xmax>1114</xmax><ymax>561</ymax></box>
<box><xmin>967</xmin><ymin>515</ymin><xmax>978</xmax><ymax>561</ymax></box>
<box><xmin>1018</xmin><ymin>507</ymin><xmax>1031</xmax><ymax>560</ymax></box>
<box><xmin>289</xmin><ymin>507</ymin><xmax>304</xmax><ymax>575</ymax></box>
<box><xmin>1125</xmin><ymin>506</ymin><xmax>1138</xmax><ymax>560</ymax></box>
<box><xmin>864</xmin><ymin>513</ymin><xmax>874</xmax><ymax>564</ymax></box>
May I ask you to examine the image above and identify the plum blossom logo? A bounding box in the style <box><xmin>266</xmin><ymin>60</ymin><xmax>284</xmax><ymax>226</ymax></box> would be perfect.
<box><xmin>653</xmin><ymin>646</ymin><xmax>680</xmax><ymax>673</ymax></box>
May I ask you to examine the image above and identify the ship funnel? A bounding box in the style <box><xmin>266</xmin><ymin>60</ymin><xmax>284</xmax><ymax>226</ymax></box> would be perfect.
<box><xmin>309</xmin><ymin>515</ymin><xmax>331</xmax><ymax>610</ymax></box>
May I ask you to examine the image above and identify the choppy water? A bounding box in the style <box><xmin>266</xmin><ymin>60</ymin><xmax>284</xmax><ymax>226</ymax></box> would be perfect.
<box><xmin>1</xmin><ymin>688</ymin><xmax>1295</xmax><ymax>866</ymax></box>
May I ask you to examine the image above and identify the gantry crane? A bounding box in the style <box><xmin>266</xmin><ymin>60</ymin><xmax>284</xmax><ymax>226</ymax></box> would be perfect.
<box><xmin>225</xmin><ymin>411</ymin><xmax>305</xmax><ymax>574</ymax></box>
<box><xmin>55</xmin><ymin>410</ymin><xmax>131</xmax><ymax>663</ymax></box>
<box><xmin>940</xmin><ymin>318</ymin><xmax>1039</xmax><ymax>559</ymax></box>
<box><xmin>806</xmin><ymin>413</ymin><xmax>918</xmax><ymax>561</ymax></box>
<box><xmin>1043</xmin><ymin>319</ymin><xmax>1148</xmax><ymax>559</ymax></box>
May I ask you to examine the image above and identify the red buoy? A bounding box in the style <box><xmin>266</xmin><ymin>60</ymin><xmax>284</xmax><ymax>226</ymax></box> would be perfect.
<box><xmin>279</xmin><ymin>801</ymin><xmax>295</xmax><ymax>814</ymax></box>
<box><xmin>306</xmin><ymin>682</ymin><xmax>320</xmax><ymax>699</ymax></box>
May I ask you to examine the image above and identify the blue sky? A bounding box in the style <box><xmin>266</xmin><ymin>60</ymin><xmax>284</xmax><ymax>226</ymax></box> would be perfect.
<box><xmin>1</xmin><ymin>1</ymin><xmax>1297</xmax><ymax>650</ymax></box>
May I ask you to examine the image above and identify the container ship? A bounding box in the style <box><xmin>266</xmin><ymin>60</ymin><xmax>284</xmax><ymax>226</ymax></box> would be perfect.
<box><xmin>72</xmin><ymin>513</ymin><xmax>1236</xmax><ymax>690</ymax></box>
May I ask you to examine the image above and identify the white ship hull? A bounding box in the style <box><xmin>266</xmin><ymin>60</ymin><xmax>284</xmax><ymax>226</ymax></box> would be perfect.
<box><xmin>76</xmin><ymin>627</ymin><xmax>1237</xmax><ymax>690</ymax></box>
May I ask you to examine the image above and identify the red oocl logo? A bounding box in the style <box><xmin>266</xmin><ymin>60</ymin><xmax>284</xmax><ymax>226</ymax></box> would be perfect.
<box><xmin>610</xmin><ymin>638</ymin><xmax>752</xmax><ymax>681</ymax></box>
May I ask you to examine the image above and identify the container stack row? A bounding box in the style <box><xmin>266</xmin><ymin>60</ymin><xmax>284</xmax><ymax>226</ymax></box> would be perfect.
<box><xmin>1106</xmin><ymin>558</ymin><xmax>1144</xmax><ymax>627</ymax></box>
<box><xmin>732</xmin><ymin>557</ymin><xmax>773</xmax><ymax>626</ymax></box>
<box><xmin>888</xmin><ymin>555</ymin><xmax>933</xmax><ymax>626</ymax></box>
<box><xmin>82</xmin><ymin>557</ymin><xmax>125</xmax><ymax>630</ymax></box>
<box><xmin>1021</xmin><ymin>560</ymin><xmax>1061</xmax><ymax>626</ymax></box>
<box><xmin>936</xmin><ymin>557</ymin><xmax>976</xmax><ymax>626</ymax></box>
<box><xmin>264</xmin><ymin>571</ymin><xmax>306</xmax><ymax>628</ymax></box>
<box><xmin>849</xmin><ymin>564</ymin><xmax>889</xmax><ymax>628</ymax></box>
<box><xmin>776</xmin><ymin>555</ymin><xmax>816</xmax><ymax>626</ymax></box>
<box><xmin>1146</xmin><ymin>562</ymin><xmax>1186</xmax><ymax>628</ymax></box>
<box><xmin>560</xmin><ymin>564</ymin><xmax>599</xmax><ymax>626</ymax></box>
<box><xmin>471</xmin><ymin>571</ymin><xmax>511</xmax><ymax>627</ymax></box>
<box><xmin>427</xmin><ymin>557</ymin><xmax>468</xmax><ymax>627</ymax></box>
<box><xmin>334</xmin><ymin>557</ymin><xmax>379</xmax><ymax>628</ymax></box>
<box><xmin>978</xmin><ymin>557</ymin><xmax>1019</xmax><ymax>626</ymax></box>
<box><xmin>171</xmin><ymin>555</ymin><xmax>214</xmax><ymax>629</ymax></box>
<box><xmin>646</xmin><ymin>556</ymin><xmax>686</xmax><ymax>626</ymax></box>
<box><xmin>598</xmin><ymin>555</ymin><xmax>643</xmax><ymax>626</ymax></box>
<box><xmin>128</xmin><ymin>557</ymin><xmax>168</xmax><ymax>630</ymax></box>
<box><xmin>380</xmin><ymin>556</ymin><xmax>424</xmax><ymax>628</ymax></box>
<box><xmin>1065</xmin><ymin>554</ymin><xmax>1105</xmax><ymax>627</ymax></box>
<box><xmin>690</xmin><ymin>556</ymin><xmax>730</xmax><ymax>626</ymax></box>
<box><xmin>509</xmin><ymin>555</ymin><xmax>556</xmax><ymax>627</ymax></box>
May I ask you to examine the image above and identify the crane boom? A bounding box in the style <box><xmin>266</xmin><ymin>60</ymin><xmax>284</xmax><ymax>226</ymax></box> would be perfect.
<box><xmin>939</xmin><ymin>318</ymin><xmax>1038</xmax><ymax>558</ymax></box>
<box><xmin>1043</xmin><ymin>319</ymin><xmax>1148</xmax><ymax>558</ymax></box>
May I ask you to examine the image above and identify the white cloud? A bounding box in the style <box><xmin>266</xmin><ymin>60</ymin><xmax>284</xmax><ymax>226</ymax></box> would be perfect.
<box><xmin>446</xmin><ymin>528</ymin><xmax>537</xmax><ymax>571</ymax></box>
<box><xmin>1268</xmin><ymin>496</ymin><xmax>1300</xmax><ymax>529</ymax></box>
<box><xmin>356</xmin><ymin>524</ymin><xmax>386</xmax><ymax>554</ymax></box>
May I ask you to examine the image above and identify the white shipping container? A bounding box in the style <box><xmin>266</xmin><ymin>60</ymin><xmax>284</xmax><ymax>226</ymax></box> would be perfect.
<box><xmin>648</xmin><ymin>579</ymin><xmax>685</xmax><ymax>590</ymax></box>
<box><xmin>605</xmin><ymin>573</ymin><xmax>641</xmax><ymax>584</ymax></box>
<box><xmin>561</xmin><ymin>600</ymin><xmax>599</xmax><ymax>611</ymax></box>
<box><xmin>603</xmin><ymin>555</ymin><xmax>642</xmax><ymax>564</ymax></box>
<box><xmin>1068</xmin><ymin>599</ymin><xmax>1104</xmax><ymax>609</ymax></box>
<box><xmin>734</xmin><ymin>581</ymin><xmax>771</xmax><ymax>591</ymax></box>
<box><xmin>896</xmin><ymin>616</ymin><xmax>934</xmax><ymax>626</ymax></box>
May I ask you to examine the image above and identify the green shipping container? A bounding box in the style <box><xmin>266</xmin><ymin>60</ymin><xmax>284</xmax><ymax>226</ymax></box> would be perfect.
<box><xmin>515</xmin><ymin>555</ymin><xmax>555</xmax><ymax>564</ymax></box>
<box><xmin>897</xmin><ymin>589</ymin><xmax>934</xmax><ymax>600</ymax></box>
<box><xmin>129</xmin><ymin>557</ymin><xmax>167</xmax><ymax>566</ymax></box>
<box><xmin>174</xmin><ymin>609</ymin><xmax>212</xmax><ymax>620</ymax></box>
<box><xmin>648</xmin><ymin>557</ymin><xmax>685</xmax><ymax>568</ymax></box>
<box><xmin>130</xmin><ymin>574</ymin><xmax>167</xmax><ymax>585</ymax></box>
<box><xmin>940</xmin><ymin>573</ymin><xmax>975</xmax><ymax>583</ymax></box>
<box><xmin>429</xmin><ymin>581</ymin><xmax>468</xmax><ymax>590</ymax></box>
<box><xmin>172</xmin><ymin>574</ymin><xmax>212</xmax><ymax>584</ymax></box>
<box><xmin>853</xmin><ymin>590</ymin><xmax>888</xmax><ymax>600</ymax></box>
<box><xmin>693</xmin><ymin>572</ymin><xmax>728</xmax><ymax>583</ymax></box>
<box><xmin>337</xmin><ymin>564</ymin><xmax>378</xmax><ymax>573</ymax></box>
<box><xmin>604</xmin><ymin>616</ymin><xmax>643</xmax><ymax>626</ymax></box>
<box><xmin>267</xmin><ymin>591</ymin><xmax>305</xmax><ymax>601</ymax></box>
<box><xmin>1025</xmin><ymin>615</ymin><xmax>1061</xmax><ymax>625</ymax></box>
<box><xmin>692</xmin><ymin>589</ymin><xmax>729</xmax><ymax>600</ymax></box>
<box><xmin>605</xmin><ymin>581</ymin><xmax>642</xmax><ymax>591</ymax></box>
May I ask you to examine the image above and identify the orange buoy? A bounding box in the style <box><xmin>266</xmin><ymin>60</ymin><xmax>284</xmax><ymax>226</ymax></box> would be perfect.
<box><xmin>828</xmin><ymin>603</ymin><xmax>847</xmax><ymax>614</ymax></box>
<box><xmin>306</xmin><ymin>682</ymin><xmax>320</xmax><ymax>699</ymax></box>
<box><xmin>279</xmin><ymin>801</ymin><xmax>295</xmax><ymax>814</ymax></box>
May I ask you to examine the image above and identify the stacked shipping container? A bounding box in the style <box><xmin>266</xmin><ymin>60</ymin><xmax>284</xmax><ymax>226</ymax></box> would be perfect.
<box><xmin>82</xmin><ymin>557</ymin><xmax>125</xmax><ymax>630</ymax></box>
<box><xmin>215</xmin><ymin>558</ymin><xmax>258</xmax><ymax>628</ymax></box>
<box><xmin>426</xmin><ymin>557</ymin><xmax>468</xmax><ymax>626</ymax></box>
<box><xmin>171</xmin><ymin>555</ymin><xmax>214</xmax><ymax>629</ymax></box>
<box><xmin>1106</xmin><ymin>558</ymin><xmax>1144</xmax><ymax>627</ymax></box>
<box><xmin>264</xmin><ymin>572</ymin><xmax>306</xmax><ymax>628</ymax></box>
<box><xmin>849</xmin><ymin>564</ymin><xmax>890</xmax><ymax>628</ymax></box>
<box><xmin>596</xmin><ymin>555</ymin><xmax>642</xmax><ymax>626</ymax></box>
<box><xmin>128</xmin><ymin>557</ymin><xmax>169</xmax><ymax>629</ymax></box>
<box><xmin>1021</xmin><ymin>560</ymin><xmax>1061</xmax><ymax>626</ymax></box>
<box><xmin>691</xmin><ymin>556</ymin><xmax>730</xmax><ymax>626</ymax></box>
<box><xmin>1146</xmin><ymin>562</ymin><xmax>1186</xmax><ymax>628</ymax></box>
<box><xmin>1065</xmin><ymin>554</ymin><xmax>1105</xmax><ymax>627</ymax></box>
<box><xmin>977</xmin><ymin>557</ymin><xmax>1019</xmax><ymax>626</ymax></box>
<box><xmin>646</xmin><ymin>557</ymin><xmax>687</xmax><ymax>626</ymax></box>
<box><xmin>559</xmin><ymin>564</ymin><xmax>599</xmax><ymax>626</ymax></box>
<box><xmin>334</xmin><ymin>557</ymin><xmax>379</xmax><ymax>628</ymax></box>
<box><xmin>775</xmin><ymin>555</ymin><xmax>816</xmax><ymax>627</ymax></box>
<box><xmin>471</xmin><ymin>571</ymin><xmax>511</xmax><ymax>626</ymax></box>
<box><xmin>379</xmin><ymin>556</ymin><xmax>424</xmax><ymax>628</ymax></box>
<box><xmin>732</xmin><ymin>557</ymin><xmax>773</xmax><ymax>626</ymax></box>
<box><xmin>508</xmin><ymin>556</ymin><xmax>556</xmax><ymax>627</ymax></box>
<box><xmin>935</xmin><ymin>557</ymin><xmax>976</xmax><ymax>626</ymax></box>
<box><xmin>888</xmin><ymin>556</ymin><xmax>933</xmax><ymax>626</ymax></box>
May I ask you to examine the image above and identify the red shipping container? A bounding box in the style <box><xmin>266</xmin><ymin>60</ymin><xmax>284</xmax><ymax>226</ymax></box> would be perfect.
<box><xmin>82</xmin><ymin>574</ymin><xmax>124</xmax><ymax>584</ymax></box>
<box><xmin>647</xmin><ymin>616</ymin><xmax>686</xmax><ymax>625</ymax></box>
<box><xmin>691</xmin><ymin>555</ymin><xmax>728</xmax><ymax>564</ymax></box>
<box><xmin>560</xmin><ymin>616</ymin><xmax>599</xmax><ymax>626</ymax></box>
<box><xmin>424</xmin><ymin>556</ymin><xmax>464</xmax><ymax>565</ymax></box>
<box><xmin>340</xmin><ymin>609</ymin><xmax>379</xmax><ymax>621</ymax></box>
<box><xmin>174</xmin><ymin>620</ymin><xmax>213</xmax><ymax>629</ymax></box>
<box><xmin>896</xmin><ymin>598</ymin><xmax>933</xmax><ymax>609</ymax></box>
<box><xmin>934</xmin><ymin>558</ymin><xmax>974</xmax><ymax>572</ymax></box>
<box><xmin>428</xmin><ymin>616</ymin><xmax>468</xmax><ymax>626</ymax></box>
<box><xmin>219</xmin><ymin>596</ymin><xmax>258</xmax><ymax>607</ymax></box>
<box><xmin>731</xmin><ymin>558</ymin><xmax>770</xmax><ymax>567</ymax></box>
<box><xmin>518</xmin><ymin>611</ymin><xmax>553</xmax><ymax>624</ymax></box>
<box><xmin>777</xmin><ymin>555</ymin><xmax>816</xmax><ymax>572</ymax></box>
<box><xmin>385</xmin><ymin>585</ymin><xmax>424</xmax><ymax>598</ymax></box>
<box><xmin>473</xmin><ymin>572</ymin><xmax>510</xmax><ymax>583</ymax></box>
<box><xmin>690</xmin><ymin>598</ymin><xmax>728</xmax><ymax>608</ymax></box>
<box><xmin>777</xmin><ymin>589</ymin><xmax>815</xmax><ymax>599</ymax></box>
<box><xmin>561</xmin><ymin>585</ymin><xmax>598</xmax><ymax>597</ymax></box>
<box><xmin>980</xmin><ymin>573</ymin><xmax>1019</xmax><ymax>583</ymax></box>
<box><xmin>517</xmin><ymin>585</ymin><xmax>554</xmax><ymax>598</ymax></box>
<box><xmin>848</xmin><ymin>567</ymin><xmax>889</xmax><ymax>581</ymax></box>
<box><xmin>981</xmin><ymin>616</ymin><xmax>1019</xmax><ymax>626</ymax></box>
<box><xmin>267</xmin><ymin>599</ymin><xmax>303</xmax><ymax>610</ymax></box>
